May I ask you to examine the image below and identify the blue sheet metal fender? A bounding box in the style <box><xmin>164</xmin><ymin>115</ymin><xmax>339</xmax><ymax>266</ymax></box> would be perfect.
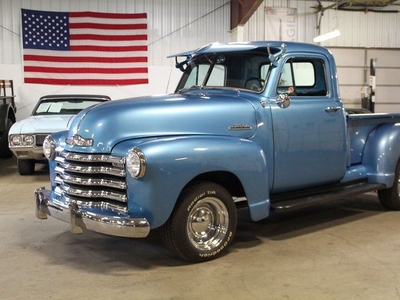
<box><xmin>113</xmin><ymin>135</ymin><xmax>270</xmax><ymax>228</ymax></box>
<box><xmin>362</xmin><ymin>123</ymin><xmax>400</xmax><ymax>187</ymax></box>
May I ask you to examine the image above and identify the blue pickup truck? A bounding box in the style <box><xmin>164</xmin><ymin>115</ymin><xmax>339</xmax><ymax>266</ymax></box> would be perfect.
<box><xmin>35</xmin><ymin>41</ymin><xmax>400</xmax><ymax>262</ymax></box>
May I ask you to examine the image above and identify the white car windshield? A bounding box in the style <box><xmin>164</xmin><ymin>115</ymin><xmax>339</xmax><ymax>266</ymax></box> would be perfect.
<box><xmin>33</xmin><ymin>99</ymin><xmax>104</xmax><ymax>115</ymax></box>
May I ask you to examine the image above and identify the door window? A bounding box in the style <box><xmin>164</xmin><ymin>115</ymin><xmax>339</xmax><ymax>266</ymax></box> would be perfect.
<box><xmin>277</xmin><ymin>58</ymin><xmax>327</xmax><ymax>96</ymax></box>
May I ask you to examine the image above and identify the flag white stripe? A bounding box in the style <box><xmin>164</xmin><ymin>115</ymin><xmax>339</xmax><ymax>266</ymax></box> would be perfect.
<box><xmin>70</xmin><ymin>28</ymin><xmax>148</xmax><ymax>36</ymax></box>
<box><xmin>23</xmin><ymin>49</ymin><xmax>148</xmax><ymax>57</ymax></box>
<box><xmin>23</xmin><ymin>61</ymin><xmax>148</xmax><ymax>68</ymax></box>
<box><xmin>24</xmin><ymin>72</ymin><xmax>148</xmax><ymax>80</ymax></box>
<box><xmin>70</xmin><ymin>40</ymin><xmax>147</xmax><ymax>47</ymax></box>
<box><xmin>69</xmin><ymin>17</ymin><xmax>147</xmax><ymax>25</ymax></box>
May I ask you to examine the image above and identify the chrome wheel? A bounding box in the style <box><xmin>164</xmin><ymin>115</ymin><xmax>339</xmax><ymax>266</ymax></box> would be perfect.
<box><xmin>159</xmin><ymin>181</ymin><xmax>237</xmax><ymax>262</ymax></box>
<box><xmin>187</xmin><ymin>197</ymin><xmax>229</xmax><ymax>251</ymax></box>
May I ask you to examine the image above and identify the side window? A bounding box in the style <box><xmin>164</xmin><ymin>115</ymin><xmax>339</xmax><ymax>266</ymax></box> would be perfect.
<box><xmin>277</xmin><ymin>58</ymin><xmax>327</xmax><ymax>96</ymax></box>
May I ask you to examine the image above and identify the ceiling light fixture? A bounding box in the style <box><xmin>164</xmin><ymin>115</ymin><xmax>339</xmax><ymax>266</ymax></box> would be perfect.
<box><xmin>313</xmin><ymin>29</ymin><xmax>341</xmax><ymax>43</ymax></box>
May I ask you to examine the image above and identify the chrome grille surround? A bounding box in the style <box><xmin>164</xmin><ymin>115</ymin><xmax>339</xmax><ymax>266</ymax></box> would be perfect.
<box><xmin>54</xmin><ymin>149</ymin><xmax>128</xmax><ymax>215</ymax></box>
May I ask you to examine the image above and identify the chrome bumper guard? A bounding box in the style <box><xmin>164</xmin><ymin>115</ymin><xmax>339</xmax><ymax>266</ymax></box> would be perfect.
<box><xmin>34</xmin><ymin>187</ymin><xmax>150</xmax><ymax>238</ymax></box>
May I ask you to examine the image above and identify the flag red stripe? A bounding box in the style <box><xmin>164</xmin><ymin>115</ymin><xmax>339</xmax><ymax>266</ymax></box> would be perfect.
<box><xmin>24</xmin><ymin>55</ymin><xmax>148</xmax><ymax>63</ymax></box>
<box><xmin>70</xmin><ymin>34</ymin><xmax>148</xmax><ymax>41</ymax></box>
<box><xmin>69</xmin><ymin>23</ymin><xmax>147</xmax><ymax>30</ymax></box>
<box><xmin>25</xmin><ymin>78</ymin><xmax>149</xmax><ymax>85</ymax></box>
<box><xmin>70</xmin><ymin>45</ymin><xmax>147</xmax><ymax>52</ymax></box>
<box><xmin>24</xmin><ymin>66</ymin><xmax>148</xmax><ymax>74</ymax></box>
<box><xmin>69</xmin><ymin>11</ymin><xmax>147</xmax><ymax>19</ymax></box>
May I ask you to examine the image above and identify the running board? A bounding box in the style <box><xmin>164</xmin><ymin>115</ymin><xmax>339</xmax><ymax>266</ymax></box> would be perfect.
<box><xmin>270</xmin><ymin>182</ymin><xmax>386</xmax><ymax>212</ymax></box>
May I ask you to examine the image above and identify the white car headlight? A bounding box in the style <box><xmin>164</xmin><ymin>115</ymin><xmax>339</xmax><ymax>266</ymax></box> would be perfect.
<box><xmin>10</xmin><ymin>135</ymin><xmax>22</xmax><ymax>146</ymax></box>
<box><xmin>126</xmin><ymin>148</ymin><xmax>146</xmax><ymax>178</ymax></box>
<box><xmin>43</xmin><ymin>135</ymin><xmax>55</xmax><ymax>160</ymax></box>
<box><xmin>23</xmin><ymin>135</ymin><xmax>35</xmax><ymax>146</ymax></box>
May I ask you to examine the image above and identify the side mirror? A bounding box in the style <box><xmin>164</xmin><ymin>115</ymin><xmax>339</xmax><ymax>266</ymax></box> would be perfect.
<box><xmin>276</xmin><ymin>93</ymin><xmax>291</xmax><ymax>108</ymax></box>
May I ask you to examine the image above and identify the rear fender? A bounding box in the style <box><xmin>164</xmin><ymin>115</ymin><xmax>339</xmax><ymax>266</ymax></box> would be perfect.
<box><xmin>362</xmin><ymin>123</ymin><xmax>400</xmax><ymax>187</ymax></box>
<box><xmin>113</xmin><ymin>136</ymin><xmax>271</xmax><ymax>228</ymax></box>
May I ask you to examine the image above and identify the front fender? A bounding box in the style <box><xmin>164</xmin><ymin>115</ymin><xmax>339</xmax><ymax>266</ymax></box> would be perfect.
<box><xmin>362</xmin><ymin>123</ymin><xmax>400</xmax><ymax>187</ymax></box>
<box><xmin>113</xmin><ymin>135</ymin><xmax>270</xmax><ymax>228</ymax></box>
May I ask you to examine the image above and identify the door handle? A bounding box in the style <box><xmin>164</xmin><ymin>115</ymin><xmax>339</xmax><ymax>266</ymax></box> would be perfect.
<box><xmin>325</xmin><ymin>106</ymin><xmax>341</xmax><ymax>112</ymax></box>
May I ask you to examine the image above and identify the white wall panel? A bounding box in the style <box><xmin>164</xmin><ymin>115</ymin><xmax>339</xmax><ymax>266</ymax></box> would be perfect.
<box><xmin>318</xmin><ymin>2</ymin><xmax>400</xmax><ymax>48</ymax></box>
<box><xmin>0</xmin><ymin>0</ymin><xmax>230</xmax><ymax>120</ymax></box>
<box><xmin>241</xmin><ymin>0</ymin><xmax>318</xmax><ymax>43</ymax></box>
<box><xmin>1</xmin><ymin>0</ymin><xmax>400</xmax><ymax>119</ymax></box>
<box><xmin>327</xmin><ymin>47</ymin><xmax>400</xmax><ymax>113</ymax></box>
<box><xmin>0</xmin><ymin>0</ymin><xmax>231</xmax><ymax>66</ymax></box>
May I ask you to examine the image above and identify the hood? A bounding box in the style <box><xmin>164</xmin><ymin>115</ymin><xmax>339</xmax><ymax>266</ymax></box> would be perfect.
<box><xmin>66</xmin><ymin>90</ymin><xmax>258</xmax><ymax>153</ymax></box>
<box><xmin>9</xmin><ymin>115</ymin><xmax>76</xmax><ymax>135</ymax></box>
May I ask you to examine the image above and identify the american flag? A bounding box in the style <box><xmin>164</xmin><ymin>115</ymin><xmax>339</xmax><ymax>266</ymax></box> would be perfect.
<box><xmin>21</xmin><ymin>9</ymin><xmax>148</xmax><ymax>85</ymax></box>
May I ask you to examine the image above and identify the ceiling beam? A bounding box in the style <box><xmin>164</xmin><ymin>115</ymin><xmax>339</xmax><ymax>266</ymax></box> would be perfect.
<box><xmin>231</xmin><ymin>0</ymin><xmax>264</xmax><ymax>30</ymax></box>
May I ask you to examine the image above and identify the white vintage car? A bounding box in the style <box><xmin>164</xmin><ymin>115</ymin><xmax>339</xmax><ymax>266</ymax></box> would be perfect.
<box><xmin>9</xmin><ymin>94</ymin><xmax>110</xmax><ymax>175</ymax></box>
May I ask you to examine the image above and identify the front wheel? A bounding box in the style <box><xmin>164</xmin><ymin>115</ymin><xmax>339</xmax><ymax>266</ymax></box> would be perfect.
<box><xmin>160</xmin><ymin>181</ymin><xmax>237</xmax><ymax>262</ymax></box>
<box><xmin>378</xmin><ymin>159</ymin><xmax>400</xmax><ymax>210</ymax></box>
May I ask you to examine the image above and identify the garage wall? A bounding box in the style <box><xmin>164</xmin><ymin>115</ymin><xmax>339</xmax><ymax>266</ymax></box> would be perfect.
<box><xmin>1</xmin><ymin>0</ymin><xmax>400</xmax><ymax>120</ymax></box>
<box><xmin>0</xmin><ymin>0</ymin><xmax>231</xmax><ymax>120</ymax></box>
<box><xmin>241</xmin><ymin>0</ymin><xmax>400</xmax><ymax>113</ymax></box>
<box><xmin>329</xmin><ymin>48</ymin><xmax>400</xmax><ymax>113</ymax></box>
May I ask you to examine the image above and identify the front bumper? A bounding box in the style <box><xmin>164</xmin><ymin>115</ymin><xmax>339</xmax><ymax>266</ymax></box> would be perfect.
<box><xmin>34</xmin><ymin>187</ymin><xmax>150</xmax><ymax>238</ymax></box>
<box><xmin>10</xmin><ymin>146</ymin><xmax>44</xmax><ymax>160</ymax></box>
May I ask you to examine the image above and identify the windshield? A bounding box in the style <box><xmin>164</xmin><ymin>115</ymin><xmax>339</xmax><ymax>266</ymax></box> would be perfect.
<box><xmin>175</xmin><ymin>51</ymin><xmax>272</xmax><ymax>93</ymax></box>
<box><xmin>33</xmin><ymin>99</ymin><xmax>105</xmax><ymax>115</ymax></box>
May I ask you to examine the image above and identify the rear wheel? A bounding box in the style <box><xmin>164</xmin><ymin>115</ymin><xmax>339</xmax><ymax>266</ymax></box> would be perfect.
<box><xmin>160</xmin><ymin>181</ymin><xmax>237</xmax><ymax>262</ymax></box>
<box><xmin>378</xmin><ymin>159</ymin><xmax>400</xmax><ymax>210</ymax></box>
<box><xmin>17</xmin><ymin>159</ymin><xmax>35</xmax><ymax>175</ymax></box>
<box><xmin>0</xmin><ymin>118</ymin><xmax>13</xmax><ymax>159</ymax></box>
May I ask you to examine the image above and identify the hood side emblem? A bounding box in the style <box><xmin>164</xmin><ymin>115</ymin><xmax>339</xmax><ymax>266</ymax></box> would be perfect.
<box><xmin>229</xmin><ymin>124</ymin><xmax>252</xmax><ymax>131</ymax></box>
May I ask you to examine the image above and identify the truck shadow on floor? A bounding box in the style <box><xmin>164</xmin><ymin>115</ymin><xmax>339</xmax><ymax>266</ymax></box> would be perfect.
<box><xmin>26</xmin><ymin>192</ymin><xmax>390</xmax><ymax>270</ymax></box>
<box><xmin>233</xmin><ymin>192</ymin><xmax>388</xmax><ymax>249</ymax></box>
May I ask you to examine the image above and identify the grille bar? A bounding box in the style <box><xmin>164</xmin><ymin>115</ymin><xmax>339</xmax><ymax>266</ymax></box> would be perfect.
<box><xmin>56</xmin><ymin>172</ymin><xmax>126</xmax><ymax>190</ymax></box>
<box><xmin>59</xmin><ymin>151</ymin><xmax>125</xmax><ymax>165</ymax></box>
<box><xmin>56</xmin><ymin>180</ymin><xmax>127</xmax><ymax>202</ymax></box>
<box><xmin>54</xmin><ymin>186</ymin><xmax>128</xmax><ymax>214</ymax></box>
<box><xmin>55</xmin><ymin>158</ymin><xmax>126</xmax><ymax>177</ymax></box>
<box><xmin>54</xmin><ymin>150</ymin><xmax>127</xmax><ymax>207</ymax></box>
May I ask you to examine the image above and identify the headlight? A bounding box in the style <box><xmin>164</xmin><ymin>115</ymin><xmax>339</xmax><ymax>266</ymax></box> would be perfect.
<box><xmin>10</xmin><ymin>135</ymin><xmax>22</xmax><ymax>146</ymax></box>
<box><xmin>9</xmin><ymin>134</ymin><xmax>35</xmax><ymax>146</ymax></box>
<box><xmin>126</xmin><ymin>148</ymin><xmax>146</xmax><ymax>178</ymax></box>
<box><xmin>23</xmin><ymin>135</ymin><xmax>34</xmax><ymax>146</ymax></box>
<box><xmin>43</xmin><ymin>135</ymin><xmax>55</xmax><ymax>160</ymax></box>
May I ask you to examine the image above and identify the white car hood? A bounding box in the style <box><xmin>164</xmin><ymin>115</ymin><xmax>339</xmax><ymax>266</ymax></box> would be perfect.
<box><xmin>9</xmin><ymin>115</ymin><xmax>76</xmax><ymax>134</ymax></box>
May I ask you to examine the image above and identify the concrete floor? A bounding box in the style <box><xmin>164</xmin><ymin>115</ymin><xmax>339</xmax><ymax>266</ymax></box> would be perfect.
<box><xmin>1</xmin><ymin>156</ymin><xmax>400</xmax><ymax>300</ymax></box>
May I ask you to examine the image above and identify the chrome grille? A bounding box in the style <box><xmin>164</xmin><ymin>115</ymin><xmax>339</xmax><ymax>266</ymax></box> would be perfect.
<box><xmin>54</xmin><ymin>150</ymin><xmax>127</xmax><ymax>214</ymax></box>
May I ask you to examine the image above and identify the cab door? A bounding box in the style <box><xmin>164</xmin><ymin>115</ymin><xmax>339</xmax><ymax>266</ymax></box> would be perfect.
<box><xmin>271</xmin><ymin>55</ymin><xmax>347</xmax><ymax>193</ymax></box>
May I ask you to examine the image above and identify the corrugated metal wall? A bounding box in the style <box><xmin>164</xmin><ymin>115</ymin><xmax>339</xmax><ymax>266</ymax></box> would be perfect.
<box><xmin>0</xmin><ymin>0</ymin><xmax>231</xmax><ymax>66</ymax></box>
<box><xmin>241</xmin><ymin>0</ymin><xmax>317</xmax><ymax>43</ymax></box>
<box><xmin>241</xmin><ymin>0</ymin><xmax>400</xmax><ymax>113</ymax></box>
<box><xmin>1</xmin><ymin>0</ymin><xmax>399</xmax><ymax>118</ymax></box>
<box><xmin>319</xmin><ymin>3</ymin><xmax>400</xmax><ymax>48</ymax></box>
<box><xmin>241</xmin><ymin>0</ymin><xmax>400</xmax><ymax>48</ymax></box>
